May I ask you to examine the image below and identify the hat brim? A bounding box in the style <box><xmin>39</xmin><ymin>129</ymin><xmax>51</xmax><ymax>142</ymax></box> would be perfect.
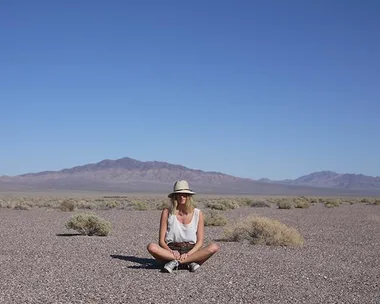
<box><xmin>168</xmin><ymin>190</ymin><xmax>196</xmax><ymax>198</ymax></box>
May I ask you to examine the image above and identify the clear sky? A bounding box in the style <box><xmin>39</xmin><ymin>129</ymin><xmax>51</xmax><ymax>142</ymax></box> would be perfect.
<box><xmin>1</xmin><ymin>1</ymin><xmax>379</xmax><ymax>180</ymax></box>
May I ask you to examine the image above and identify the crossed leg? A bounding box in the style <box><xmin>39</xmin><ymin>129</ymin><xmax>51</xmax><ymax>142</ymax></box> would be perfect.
<box><xmin>147</xmin><ymin>242</ymin><xmax>219</xmax><ymax>265</ymax></box>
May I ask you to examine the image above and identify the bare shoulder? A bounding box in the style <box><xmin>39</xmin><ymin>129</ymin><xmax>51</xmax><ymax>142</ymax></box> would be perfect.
<box><xmin>161</xmin><ymin>208</ymin><xmax>170</xmax><ymax>217</ymax></box>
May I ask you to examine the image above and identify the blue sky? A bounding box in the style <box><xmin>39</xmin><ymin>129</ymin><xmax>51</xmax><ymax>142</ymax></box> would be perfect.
<box><xmin>1</xmin><ymin>1</ymin><xmax>379</xmax><ymax>179</ymax></box>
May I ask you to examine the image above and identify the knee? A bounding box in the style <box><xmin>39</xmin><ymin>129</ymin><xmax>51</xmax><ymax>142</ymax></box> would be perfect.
<box><xmin>208</xmin><ymin>242</ymin><xmax>220</xmax><ymax>254</ymax></box>
<box><xmin>147</xmin><ymin>243</ymin><xmax>159</xmax><ymax>253</ymax></box>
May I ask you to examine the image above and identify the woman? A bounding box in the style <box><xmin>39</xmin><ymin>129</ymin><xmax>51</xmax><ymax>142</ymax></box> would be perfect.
<box><xmin>147</xmin><ymin>180</ymin><xmax>220</xmax><ymax>273</ymax></box>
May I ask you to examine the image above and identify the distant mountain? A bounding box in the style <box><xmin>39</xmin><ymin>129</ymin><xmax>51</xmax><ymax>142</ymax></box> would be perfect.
<box><xmin>260</xmin><ymin>171</ymin><xmax>380</xmax><ymax>190</ymax></box>
<box><xmin>1</xmin><ymin>158</ymin><xmax>379</xmax><ymax>196</ymax></box>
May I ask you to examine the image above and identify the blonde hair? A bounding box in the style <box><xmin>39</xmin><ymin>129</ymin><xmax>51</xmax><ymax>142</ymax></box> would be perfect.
<box><xmin>169</xmin><ymin>195</ymin><xmax>195</xmax><ymax>214</ymax></box>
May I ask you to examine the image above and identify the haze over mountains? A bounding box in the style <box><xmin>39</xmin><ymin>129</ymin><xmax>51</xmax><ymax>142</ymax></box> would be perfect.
<box><xmin>1</xmin><ymin>157</ymin><xmax>379</xmax><ymax>196</ymax></box>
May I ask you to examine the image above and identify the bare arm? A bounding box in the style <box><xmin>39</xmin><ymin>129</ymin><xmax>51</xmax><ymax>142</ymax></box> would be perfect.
<box><xmin>187</xmin><ymin>210</ymin><xmax>204</xmax><ymax>256</ymax></box>
<box><xmin>158</xmin><ymin>208</ymin><xmax>171</xmax><ymax>250</ymax></box>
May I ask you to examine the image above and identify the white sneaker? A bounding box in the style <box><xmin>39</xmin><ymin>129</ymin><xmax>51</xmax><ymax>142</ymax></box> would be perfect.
<box><xmin>188</xmin><ymin>262</ymin><xmax>200</xmax><ymax>272</ymax></box>
<box><xmin>163</xmin><ymin>260</ymin><xmax>179</xmax><ymax>273</ymax></box>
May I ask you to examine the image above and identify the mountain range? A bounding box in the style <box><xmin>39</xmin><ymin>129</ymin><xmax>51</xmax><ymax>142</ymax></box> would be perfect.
<box><xmin>1</xmin><ymin>157</ymin><xmax>379</xmax><ymax>196</ymax></box>
<box><xmin>259</xmin><ymin>171</ymin><xmax>380</xmax><ymax>190</ymax></box>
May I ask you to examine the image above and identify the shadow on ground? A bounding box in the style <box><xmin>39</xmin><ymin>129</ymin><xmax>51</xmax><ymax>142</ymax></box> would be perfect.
<box><xmin>110</xmin><ymin>255</ymin><xmax>162</xmax><ymax>269</ymax></box>
<box><xmin>56</xmin><ymin>233</ymin><xmax>83</xmax><ymax>237</ymax></box>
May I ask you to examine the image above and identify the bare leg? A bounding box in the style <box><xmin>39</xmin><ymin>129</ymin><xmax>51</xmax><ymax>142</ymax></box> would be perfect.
<box><xmin>147</xmin><ymin>243</ymin><xmax>175</xmax><ymax>261</ymax></box>
<box><xmin>179</xmin><ymin>242</ymin><xmax>220</xmax><ymax>265</ymax></box>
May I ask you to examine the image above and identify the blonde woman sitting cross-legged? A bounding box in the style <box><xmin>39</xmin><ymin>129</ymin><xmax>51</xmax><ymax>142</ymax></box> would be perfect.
<box><xmin>147</xmin><ymin>180</ymin><xmax>220</xmax><ymax>273</ymax></box>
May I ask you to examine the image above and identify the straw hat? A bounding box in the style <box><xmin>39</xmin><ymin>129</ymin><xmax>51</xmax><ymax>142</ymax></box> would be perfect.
<box><xmin>168</xmin><ymin>180</ymin><xmax>196</xmax><ymax>198</ymax></box>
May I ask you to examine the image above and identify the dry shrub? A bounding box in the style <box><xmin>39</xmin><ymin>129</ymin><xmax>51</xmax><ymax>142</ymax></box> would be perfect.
<box><xmin>132</xmin><ymin>201</ymin><xmax>149</xmax><ymax>211</ymax></box>
<box><xmin>205</xmin><ymin>202</ymin><xmax>228</xmax><ymax>211</ymax></box>
<box><xmin>60</xmin><ymin>200</ymin><xmax>76</xmax><ymax>211</ymax></box>
<box><xmin>324</xmin><ymin>199</ymin><xmax>340</xmax><ymax>208</ymax></box>
<box><xmin>0</xmin><ymin>201</ymin><xmax>13</xmax><ymax>209</ymax></box>
<box><xmin>236</xmin><ymin>197</ymin><xmax>254</xmax><ymax>206</ymax></box>
<box><xmin>13</xmin><ymin>203</ymin><xmax>31</xmax><ymax>211</ymax></box>
<box><xmin>155</xmin><ymin>201</ymin><xmax>169</xmax><ymax>210</ymax></box>
<box><xmin>250</xmin><ymin>200</ymin><xmax>271</xmax><ymax>208</ymax></box>
<box><xmin>277</xmin><ymin>200</ymin><xmax>293</xmax><ymax>209</ymax></box>
<box><xmin>360</xmin><ymin>198</ymin><xmax>372</xmax><ymax>204</ymax></box>
<box><xmin>205</xmin><ymin>199</ymin><xmax>239</xmax><ymax>211</ymax></box>
<box><xmin>347</xmin><ymin>199</ymin><xmax>358</xmax><ymax>205</ymax></box>
<box><xmin>373</xmin><ymin>199</ymin><xmax>380</xmax><ymax>206</ymax></box>
<box><xmin>101</xmin><ymin>201</ymin><xmax>120</xmax><ymax>209</ymax></box>
<box><xmin>294</xmin><ymin>197</ymin><xmax>311</xmax><ymax>209</ymax></box>
<box><xmin>223</xmin><ymin>215</ymin><xmax>304</xmax><ymax>246</ymax></box>
<box><xmin>204</xmin><ymin>210</ymin><xmax>228</xmax><ymax>226</ymax></box>
<box><xmin>65</xmin><ymin>213</ymin><xmax>111</xmax><ymax>236</ymax></box>
<box><xmin>75</xmin><ymin>200</ymin><xmax>97</xmax><ymax>209</ymax></box>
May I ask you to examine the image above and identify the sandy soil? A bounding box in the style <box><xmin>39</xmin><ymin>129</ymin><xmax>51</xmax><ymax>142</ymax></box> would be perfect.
<box><xmin>0</xmin><ymin>203</ymin><xmax>379</xmax><ymax>304</ymax></box>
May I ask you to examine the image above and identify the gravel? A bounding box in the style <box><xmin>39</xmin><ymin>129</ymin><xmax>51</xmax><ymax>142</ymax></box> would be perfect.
<box><xmin>0</xmin><ymin>203</ymin><xmax>379</xmax><ymax>304</ymax></box>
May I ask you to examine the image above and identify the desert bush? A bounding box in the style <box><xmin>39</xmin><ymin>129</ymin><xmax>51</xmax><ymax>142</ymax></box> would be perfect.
<box><xmin>347</xmin><ymin>199</ymin><xmax>357</xmax><ymax>205</ymax></box>
<box><xmin>294</xmin><ymin>197</ymin><xmax>311</xmax><ymax>209</ymax></box>
<box><xmin>204</xmin><ymin>210</ymin><xmax>228</xmax><ymax>226</ymax></box>
<box><xmin>277</xmin><ymin>200</ymin><xmax>293</xmax><ymax>209</ymax></box>
<box><xmin>205</xmin><ymin>202</ymin><xmax>228</xmax><ymax>211</ymax></box>
<box><xmin>250</xmin><ymin>200</ymin><xmax>271</xmax><ymax>208</ymax></box>
<box><xmin>236</xmin><ymin>197</ymin><xmax>254</xmax><ymax>206</ymax></box>
<box><xmin>324</xmin><ymin>199</ymin><xmax>340</xmax><ymax>208</ymax></box>
<box><xmin>155</xmin><ymin>201</ymin><xmax>169</xmax><ymax>210</ymax></box>
<box><xmin>361</xmin><ymin>198</ymin><xmax>380</xmax><ymax>206</ymax></box>
<box><xmin>223</xmin><ymin>199</ymin><xmax>240</xmax><ymax>209</ymax></box>
<box><xmin>0</xmin><ymin>199</ymin><xmax>12</xmax><ymax>208</ymax></box>
<box><xmin>132</xmin><ymin>201</ymin><xmax>149</xmax><ymax>211</ymax></box>
<box><xmin>361</xmin><ymin>198</ymin><xmax>370</xmax><ymax>204</ymax></box>
<box><xmin>103</xmin><ymin>201</ymin><xmax>120</xmax><ymax>209</ymax></box>
<box><xmin>308</xmin><ymin>197</ymin><xmax>319</xmax><ymax>204</ymax></box>
<box><xmin>205</xmin><ymin>199</ymin><xmax>240</xmax><ymax>210</ymax></box>
<box><xmin>13</xmin><ymin>203</ymin><xmax>31</xmax><ymax>210</ymax></box>
<box><xmin>65</xmin><ymin>213</ymin><xmax>111</xmax><ymax>236</ymax></box>
<box><xmin>223</xmin><ymin>215</ymin><xmax>304</xmax><ymax>246</ymax></box>
<box><xmin>60</xmin><ymin>200</ymin><xmax>76</xmax><ymax>211</ymax></box>
<box><xmin>75</xmin><ymin>200</ymin><xmax>97</xmax><ymax>209</ymax></box>
<box><xmin>35</xmin><ymin>199</ymin><xmax>57</xmax><ymax>209</ymax></box>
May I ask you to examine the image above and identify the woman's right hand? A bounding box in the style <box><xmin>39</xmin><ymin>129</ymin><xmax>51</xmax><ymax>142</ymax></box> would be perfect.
<box><xmin>170</xmin><ymin>249</ymin><xmax>180</xmax><ymax>259</ymax></box>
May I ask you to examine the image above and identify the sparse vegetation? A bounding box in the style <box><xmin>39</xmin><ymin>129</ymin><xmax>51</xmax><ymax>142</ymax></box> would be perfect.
<box><xmin>294</xmin><ymin>197</ymin><xmax>311</xmax><ymax>209</ymax></box>
<box><xmin>222</xmin><ymin>215</ymin><xmax>304</xmax><ymax>246</ymax></box>
<box><xmin>65</xmin><ymin>213</ymin><xmax>112</xmax><ymax>236</ymax></box>
<box><xmin>324</xmin><ymin>199</ymin><xmax>340</xmax><ymax>208</ymax></box>
<box><xmin>13</xmin><ymin>203</ymin><xmax>31</xmax><ymax>211</ymax></box>
<box><xmin>1</xmin><ymin>194</ymin><xmax>378</xmax><ymax>211</ymax></box>
<box><xmin>103</xmin><ymin>201</ymin><xmax>119</xmax><ymax>209</ymax></box>
<box><xmin>250</xmin><ymin>200</ymin><xmax>271</xmax><ymax>208</ymax></box>
<box><xmin>132</xmin><ymin>201</ymin><xmax>149</xmax><ymax>211</ymax></box>
<box><xmin>60</xmin><ymin>199</ymin><xmax>76</xmax><ymax>211</ymax></box>
<box><xmin>205</xmin><ymin>199</ymin><xmax>240</xmax><ymax>210</ymax></box>
<box><xmin>236</xmin><ymin>197</ymin><xmax>255</xmax><ymax>206</ymax></box>
<box><xmin>277</xmin><ymin>199</ymin><xmax>293</xmax><ymax>209</ymax></box>
<box><xmin>155</xmin><ymin>201</ymin><xmax>169</xmax><ymax>210</ymax></box>
<box><xmin>360</xmin><ymin>198</ymin><xmax>371</xmax><ymax>204</ymax></box>
<box><xmin>204</xmin><ymin>210</ymin><xmax>228</xmax><ymax>226</ymax></box>
<box><xmin>205</xmin><ymin>202</ymin><xmax>228</xmax><ymax>211</ymax></box>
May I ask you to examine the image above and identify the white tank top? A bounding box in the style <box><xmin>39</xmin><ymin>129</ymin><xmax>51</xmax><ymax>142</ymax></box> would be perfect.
<box><xmin>165</xmin><ymin>208</ymin><xmax>200</xmax><ymax>244</ymax></box>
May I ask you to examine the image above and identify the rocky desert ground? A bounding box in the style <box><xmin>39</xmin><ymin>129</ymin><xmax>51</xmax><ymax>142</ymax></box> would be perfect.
<box><xmin>0</xmin><ymin>193</ymin><xmax>379</xmax><ymax>304</ymax></box>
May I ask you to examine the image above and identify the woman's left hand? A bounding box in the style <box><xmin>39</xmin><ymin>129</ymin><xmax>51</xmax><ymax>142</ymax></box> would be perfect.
<box><xmin>179</xmin><ymin>253</ymin><xmax>190</xmax><ymax>261</ymax></box>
